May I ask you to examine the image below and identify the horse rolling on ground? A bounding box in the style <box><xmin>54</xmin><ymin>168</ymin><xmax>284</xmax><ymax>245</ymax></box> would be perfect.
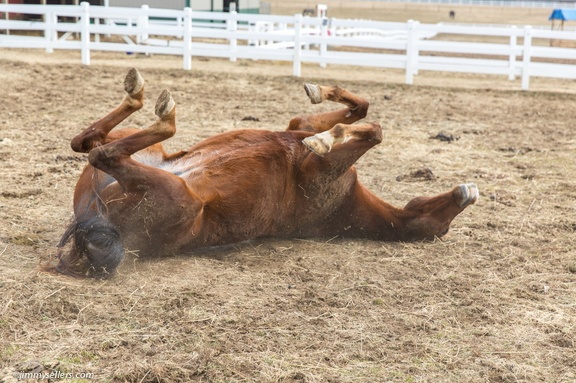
<box><xmin>51</xmin><ymin>68</ymin><xmax>478</xmax><ymax>278</ymax></box>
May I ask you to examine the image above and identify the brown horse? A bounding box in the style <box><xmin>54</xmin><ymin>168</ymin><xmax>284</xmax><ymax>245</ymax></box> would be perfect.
<box><xmin>52</xmin><ymin>68</ymin><xmax>478</xmax><ymax>278</ymax></box>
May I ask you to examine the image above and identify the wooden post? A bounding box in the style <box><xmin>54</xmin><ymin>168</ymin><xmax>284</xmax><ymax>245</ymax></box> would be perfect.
<box><xmin>137</xmin><ymin>5</ymin><xmax>149</xmax><ymax>45</ymax></box>
<box><xmin>405</xmin><ymin>19</ymin><xmax>419</xmax><ymax>85</ymax></box>
<box><xmin>1</xmin><ymin>0</ymin><xmax>9</xmax><ymax>36</ymax></box>
<box><xmin>508</xmin><ymin>25</ymin><xmax>517</xmax><ymax>81</ymax></box>
<box><xmin>293</xmin><ymin>13</ymin><xmax>302</xmax><ymax>77</ymax></box>
<box><xmin>227</xmin><ymin>7</ymin><xmax>237</xmax><ymax>63</ymax></box>
<box><xmin>521</xmin><ymin>26</ymin><xmax>532</xmax><ymax>91</ymax></box>
<box><xmin>44</xmin><ymin>10</ymin><xmax>56</xmax><ymax>53</ymax></box>
<box><xmin>80</xmin><ymin>1</ymin><xmax>90</xmax><ymax>66</ymax></box>
<box><xmin>183</xmin><ymin>7</ymin><xmax>192</xmax><ymax>70</ymax></box>
<box><xmin>319</xmin><ymin>17</ymin><xmax>328</xmax><ymax>68</ymax></box>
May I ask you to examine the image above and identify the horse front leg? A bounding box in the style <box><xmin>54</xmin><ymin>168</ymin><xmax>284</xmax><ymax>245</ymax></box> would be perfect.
<box><xmin>399</xmin><ymin>183</ymin><xmax>479</xmax><ymax>240</ymax></box>
<box><xmin>298</xmin><ymin>118</ymin><xmax>478</xmax><ymax>241</ymax></box>
<box><xmin>300</xmin><ymin>121</ymin><xmax>382</xmax><ymax>180</ymax></box>
<box><xmin>293</xmin><ymin>121</ymin><xmax>384</xmax><ymax>237</ymax></box>
<box><xmin>335</xmin><ymin>182</ymin><xmax>478</xmax><ymax>242</ymax></box>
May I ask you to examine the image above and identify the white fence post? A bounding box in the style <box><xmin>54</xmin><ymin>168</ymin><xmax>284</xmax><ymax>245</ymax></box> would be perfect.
<box><xmin>248</xmin><ymin>22</ymin><xmax>257</xmax><ymax>47</ymax></box>
<box><xmin>317</xmin><ymin>4</ymin><xmax>327</xmax><ymax>18</ymax></box>
<box><xmin>521</xmin><ymin>26</ymin><xmax>532</xmax><ymax>91</ymax></box>
<box><xmin>227</xmin><ymin>9</ymin><xmax>237</xmax><ymax>62</ymax></box>
<box><xmin>413</xmin><ymin>21</ymin><xmax>420</xmax><ymax>77</ymax></box>
<box><xmin>508</xmin><ymin>25</ymin><xmax>517</xmax><ymax>80</ymax></box>
<box><xmin>266</xmin><ymin>22</ymin><xmax>273</xmax><ymax>47</ymax></box>
<box><xmin>405</xmin><ymin>19</ymin><xmax>419</xmax><ymax>85</ymax></box>
<box><xmin>44</xmin><ymin>10</ymin><xmax>56</xmax><ymax>54</ymax></box>
<box><xmin>137</xmin><ymin>4</ymin><xmax>149</xmax><ymax>44</ymax></box>
<box><xmin>177</xmin><ymin>15</ymin><xmax>183</xmax><ymax>37</ymax></box>
<box><xmin>293</xmin><ymin>13</ymin><xmax>302</xmax><ymax>77</ymax></box>
<box><xmin>320</xmin><ymin>17</ymin><xmax>328</xmax><ymax>68</ymax></box>
<box><xmin>80</xmin><ymin>1</ymin><xmax>90</xmax><ymax>66</ymax></box>
<box><xmin>183</xmin><ymin>7</ymin><xmax>192</xmax><ymax>70</ymax></box>
<box><xmin>94</xmin><ymin>17</ymin><xmax>100</xmax><ymax>43</ymax></box>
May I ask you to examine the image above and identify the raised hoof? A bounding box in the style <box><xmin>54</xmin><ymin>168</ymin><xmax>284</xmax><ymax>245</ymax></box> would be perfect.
<box><xmin>303</xmin><ymin>132</ymin><xmax>333</xmax><ymax>156</ymax></box>
<box><xmin>155</xmin><ymin>89</ymin><xmax>175</xmax><ymax>119</ymax></box>
<box><xmin>304</xmin><ymin>83</ymin><xmax>323</xmax><ymax>104</ymax></box>
<box><xmin>124</xmin><ymin>68</ymin><xmax>144</xmax><ymax>97</ymax></box>
<box><xmin>457</xmin><ymin>183</ymin><xmax>479</xmax><ymax>208</ymax></box>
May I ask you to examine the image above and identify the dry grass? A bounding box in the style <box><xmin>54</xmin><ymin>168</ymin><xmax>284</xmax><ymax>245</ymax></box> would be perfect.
<box><xmin>0</xmin><ymin>3</ymin><xmax>576</xmax><ymax>381</ymax></box>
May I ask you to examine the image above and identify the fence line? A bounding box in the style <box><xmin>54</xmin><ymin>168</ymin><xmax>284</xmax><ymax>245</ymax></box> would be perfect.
<box><xmin>1</xmin><ymin>2</ymin><xmax>576</xmax><ymax>90</ymax></box>
<box><xmin>362</xmin><ymin>0</ymin><xmax>576</xmax><ymax>8</ymax></box>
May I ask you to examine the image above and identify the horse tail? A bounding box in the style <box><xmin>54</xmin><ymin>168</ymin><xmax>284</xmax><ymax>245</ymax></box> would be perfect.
<box><xmin>50</xmin><ymin>214</ymin><xmax>125</xmax><ymax>279</ymax></box>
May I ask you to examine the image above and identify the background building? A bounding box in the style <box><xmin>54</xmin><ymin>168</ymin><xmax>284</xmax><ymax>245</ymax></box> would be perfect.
<box><xmin>5</xmin><ymin>0</ymin><xmax>262</xmax><ymax>13</ymax></box>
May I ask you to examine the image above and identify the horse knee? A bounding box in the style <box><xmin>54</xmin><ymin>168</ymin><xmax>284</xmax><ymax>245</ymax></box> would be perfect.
<box><xmin>70</xmin><ymin>126</ymin><xmax>104</xmax><ymax>153</ymax></box>
<box><xmin>88</xmin><ymin>145</ymin><xmax>124</xmax><ymax>170</ymax></box>
<box><xmin>287</xmin><ymin>116</ymin><xmax>312</xmax><ymax>132</ymax></box>
<box><xmin>368</xmin><ymin>121</ymin><xmax>382</xmax><ymax>145</ymax></box>
<box><xmin>355</xmin><ymin>100</ymin><xmax>369</xmax><ymax>120</ymax></box>
<box><xmin>70</xmin><ymin>136</ymin><xmax>86</xmax><ymax>153</ymax></box>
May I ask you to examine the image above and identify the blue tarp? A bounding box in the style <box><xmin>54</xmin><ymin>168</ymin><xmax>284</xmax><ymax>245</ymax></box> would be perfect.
<box><xmin>549</xmin><ymin>9</ymin><xmax>576</xmax><ymax>21</ymax></box>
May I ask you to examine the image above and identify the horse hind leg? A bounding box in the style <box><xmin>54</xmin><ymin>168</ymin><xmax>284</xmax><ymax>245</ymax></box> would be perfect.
<box><xmin>87</xmin><ymin>89</ymin><xmax>176</xmax><ymax>188</ymax></box>
<box><xmin>51</xmin><ymin>90</ymin><xmax>177</xmax><ymax>279</ymax></box>
<box><xmin>287</xmin><ymin>84</ymin><xmax>369</xmax><ymax>133</ymax></box>
<box><xmin>70</xmin><ymin>68</ymin><xmax>145</xmax><ymax>153</ymax></box>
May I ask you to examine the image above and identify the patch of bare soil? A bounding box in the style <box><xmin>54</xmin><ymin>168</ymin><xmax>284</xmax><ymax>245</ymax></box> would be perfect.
<box><xmin>0</xmin><ymin>48</ymin><xmax>575</xmax><ymax>383</ymax></box>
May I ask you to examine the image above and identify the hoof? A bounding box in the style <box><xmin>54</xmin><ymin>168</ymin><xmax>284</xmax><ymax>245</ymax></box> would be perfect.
<box><xmin>303</xmin><ymin>131</ymin><xmax>333</xmax><ymax>156</ymax></box>
<box><xmin>304</xmin><ymin>83</ymin><xmax>323</xmax><ymax>104</ymax></box>
<box><xmin>155</xmin><ymin>90</ymin><xmax>175</xmax><ymax>119</ymax></box>
<box><xmin>124</xmin><ymin>68</ymin><xmax>144</xmax><ymax>97</ymax></box>
<box><xmin>457</xmin><ymin>183</ymin><xmax>479</xmax><ymax>208</ymax></box>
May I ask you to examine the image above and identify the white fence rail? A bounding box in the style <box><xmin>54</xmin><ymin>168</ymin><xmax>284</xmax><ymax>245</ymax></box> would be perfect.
<box><xmin>365</xmin><ymin>0</ymin><xmax>576</xmax><ymax>9</ymax></box>
<box><xmin>1</xmin><ymin>3</ymin><xmax>576</xmax><ymax>90</ymax></box>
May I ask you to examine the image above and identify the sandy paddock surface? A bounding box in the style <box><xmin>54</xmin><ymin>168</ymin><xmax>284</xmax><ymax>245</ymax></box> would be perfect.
<box><xmin>0</xmin><ymin>42</ymin><xmax>575</xmax><ymax>383</ymax></box>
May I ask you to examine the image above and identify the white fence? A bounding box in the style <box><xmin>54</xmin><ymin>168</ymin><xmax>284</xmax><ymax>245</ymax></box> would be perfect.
<box><xmin>1</xmin><ymin>3</ymin><xmax>576</xmax><ymax>90</ymax></box>
<box><xmin>365</xmin><ymin>0</ymin><xmax>576</xmax><ymax>8</ymax></box>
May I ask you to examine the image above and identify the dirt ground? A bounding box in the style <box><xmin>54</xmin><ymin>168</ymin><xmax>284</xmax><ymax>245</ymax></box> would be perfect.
<box><xmin>1</xmin><ymin>7</ymin><xmax>576</xmax><ymax>381</ymax></box>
